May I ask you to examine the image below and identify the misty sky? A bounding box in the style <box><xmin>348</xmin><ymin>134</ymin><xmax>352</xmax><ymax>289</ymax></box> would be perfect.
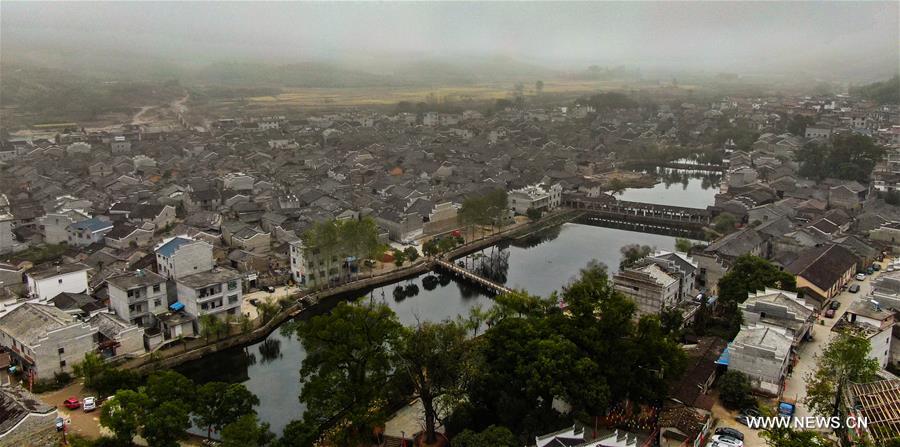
<box><xmin>2</xmin><ymin>1</ymin><xmax>898</xmax><ymax>75</ymax></box>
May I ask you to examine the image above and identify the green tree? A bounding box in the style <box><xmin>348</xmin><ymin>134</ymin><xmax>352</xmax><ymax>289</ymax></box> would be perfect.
<box><xmin>619</xmin><ymin>244</ymin><xmax>652</xmax><ymax>269</ymax></box>
<box><xmin>294</xmin><ymin>299</ymin><xmax>404</xmax><ymax>445</ymax></box>
<box><xmin>193</xmin><ymin>382</ymin><xmax>260</xmax><ymax>439</ymax></box>
<box><xmin>403</xmin><ymin>246</ymin><xmax>420</xmax><ymax>263</ymax></box>
<box><xmin>796</xmin><ymin>134</ymin><xmax>886</xmax><ymax>183</ymax></box>
<box><xmin>142</xmin><ymin>400</ymin><xmax>191</xmax><ymax>447</ymax></box>
<box><xmin>607</xmin><ymin>177</ymin><xmax>627</xmax><ymax>195</ymax></box>
<box><xmin>395</xmin><ymin>320</ymin><xmax>469</xmax><ymax>444</ymax></box>
<box><xmin>257</xmin><ymin>300</ymin><xmax>280</xmax><ymax>324</ymax></box>
<box><xmin>100</xmin><ymin>389</ymin><xmax>149</xmax><ymax>445</ymax></box>
<box><xmin>393</xmin><ymin>249</ymin><xmax>407</xmax><ymax>267</ymax></box>
<box><xmin>804</xmin><ymin>331</ymin><xmax>879</xmax><ymax>418</ymax></box>
<box><xmin>452</xmin><ymin>425</ymin><xmax>518</xmax><ymax>447</ymax></box>
<box><xmin>526</xmin><ymin>207</ymin><xmax>542</xmax><ymax>220</ymax></box>
<box><xmin>144</xmin><ymin>370</ymin><xmax>194</xmax><ymax>407</ymax></box>
<box><xmin>719</xmin><ymin>371</ymin><xmax>755</xmax><ymax>410</ymax></box>
<box><xmin>712</xmin><ymin>212</ymin><xmax>737</xmax><ymax>235</ymax></box>
<box><xmin>221</xmin><ymin>414</ymin><xmax>275</xmax><ymax>447</ymax></box>
<box><xmin>200</xmin><ymin>314</ymin><xmax>223</xmax><ymax>342</ymax></box>
<box><xmin>760</xmin><ymin>424</ymin><xmax>832</xmax><ymax>447</ymax></box>
<box><xmin>73</xmin><ymin>352</ymin><xmax>108</xmax><ymax>390</ymax></box>
<box><xmin>675</xmin><ymin>238</ymin><xmax>693</xmax><ymax>253</ymax></box>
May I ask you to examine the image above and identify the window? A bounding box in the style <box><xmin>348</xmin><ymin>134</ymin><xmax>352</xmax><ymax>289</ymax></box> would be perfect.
<box><xmin>60</xmin><ymin>360</ymin><xmax>66</xmax><ymax>368</ymax></box>
<box><xmin>227</xmin><ymin>281</ymin><xmax>238</xmax><ymax>290</ymax></box>
<box><xmin>59</xmin><ymin>279</ymin><xmax>63</xmax><ymax>284</ymax></box>
<box><xmin>228</xmin><ymin>295</ymin><xmax>238</xmax><ymax>304</ymax></box>
<box><xmin>201</xmin><ymin>303</ymin><xmax>209</xmax><ymax>310</ymax></box>
<box><xmin>58</xmin><ymin>347</ymin><xmax>65</xmax><ymax>354</ymax></box>
<box><xmin>153</xmin><ymin>284</ymin><xmax>161</xmax><ymax>293</ymax></box>
<box><xmin>154</xmin><ymin>299</ymin><xmax>161</xmax><ymax>307</ymax></box>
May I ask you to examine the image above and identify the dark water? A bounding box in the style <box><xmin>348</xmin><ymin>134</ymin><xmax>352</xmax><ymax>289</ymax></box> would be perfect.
<box><xmin>616</xmin><ymin>167</ymin><xmax>721</xmax><ymax>208</ymax></box>
<box><xmin>177</xmin><ymin>222</ymin><xmax>702</xmax><ymax>435</ymax></box>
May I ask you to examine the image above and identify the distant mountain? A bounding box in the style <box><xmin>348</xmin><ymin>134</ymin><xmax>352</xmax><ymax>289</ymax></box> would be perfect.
<box><xmin>850</xmin><ymin>76</ymin><xmax>900</xmax><ymax>105</ymax></box>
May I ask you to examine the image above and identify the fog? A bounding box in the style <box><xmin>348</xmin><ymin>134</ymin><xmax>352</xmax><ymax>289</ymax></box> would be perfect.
<box><xmin>2</xmin><ymin>1</ymin><xmax>898</xmax><ymax>81</ymax></box>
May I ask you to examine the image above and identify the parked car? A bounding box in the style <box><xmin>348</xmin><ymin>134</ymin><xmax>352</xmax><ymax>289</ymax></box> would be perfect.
<box><xmin>873</xmin><ymin>263</ymin><xmax>881</xmax><ymax>271</ymax></box>
<box><xmin>55</xmin><ymin>417</ymin><xmax>65</xmax><ymax>431</ymax></box>
<box><xmin>82</xmin><ymin>396</ymin><xmax>96</xmax><ymax>412</ymax></box>
<box><xmin>266</xmin><ymin>286</ymin><xmax>276</xmax><ymax>293</ymax></box>
<box><xmin>715</xmin><ymin>427</ymin><xmax>745</xmax><ymax>441</ymax></box>
<box><xmin>825</xmin><ymin>308</ymin><xmax>836</xmax><ymax>318</ymax></box>
<box><xmin>850</xmin><ymin>284</ymin><xmax>861</xmax><ymax>293</ymax></box>
<box><xmin>888</xmin><ymin>266</ymin><xmax>896</xmax><ymax>273</ymax></box>
<box><xmin>867</xmin><ymin>267</ymin><xmax>875</xmax><ymax>275</ymax></box>
<box><xmin>830</xmin><ymin>300</ymin><xmax>841</xmax><ymax>310</ymax></box>
<box><xmin>856</xmin><ymin>273</ymin><xmax>867</xmax><ymax>281</ymax></box>
<box><xmin>710</xmin><ymin>434</ymin><xmax>744</xmax><ymax>447</ymax></box>
<box><xmin>63</xmin><ymin>397</ymin><xmax>80</xmax><ymax>410</ymax></box>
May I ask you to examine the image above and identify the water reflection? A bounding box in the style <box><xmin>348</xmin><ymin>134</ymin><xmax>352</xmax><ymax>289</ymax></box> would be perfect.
<box><xmin>177</xmin><ymin>222</ymin><xmax>710</xmax><ymax>435</ymax></box>
<box><xmin>618</xmin><ymin>167</ymin><xmax>720</xmax><ymax>208</ymax></box>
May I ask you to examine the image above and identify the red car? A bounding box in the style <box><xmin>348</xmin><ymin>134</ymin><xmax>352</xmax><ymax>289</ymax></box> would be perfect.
<box><xmin>824</xmin><ymin>308</ymin><xmax>836</xmax><ymax>318</ymax></box>
<box><xmin>63</xmin><ymin>397</ymin><xmax>80</xmax><ymax>410</ymax></box>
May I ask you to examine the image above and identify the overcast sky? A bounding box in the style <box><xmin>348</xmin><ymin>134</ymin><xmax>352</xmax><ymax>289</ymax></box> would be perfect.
<box><xmin>2</xmin><ymin>1</ymin><xmax>898</xmax><ymax>76</ymax></box>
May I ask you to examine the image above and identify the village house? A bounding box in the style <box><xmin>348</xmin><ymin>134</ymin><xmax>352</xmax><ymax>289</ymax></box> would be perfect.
<box><xmin>25</xmin><ymin>263</ymin><xmax>91</xmax><ymax>304</ymax></box>
<box><xmin>835</xmin><ymin>299</ymin><xmax>895</xmax><ymax>369</ymax></box>
<box><xmin>0</xmin><ymin>303</ymin><xmax>97</xmax><ymax>380</ymax></box>
<box><xmin>175</xmin><ymin>267</ymin><xmax>243</xmax><ymax>323</ymax></box>
<box><xmin>106</xmin><ymin>269</ymin><xmax>168</xmax><ymax>328</ymax></box>
<box><xmin>507</xmin><ymin>183</ymin><xmax>562</xmax><ymax>215</ymax></box>
<box><xmin>728</xmin><ymin>325</ymin><xmax>793</xmax><ymax>395</ymax></box>
<box><xmin>740</xmin><ymin>288</ymin><xmax>815</xmax><ymax>347</ymax></box>
<box><xmin>66</xmin><ymin>217</ymin><xmax>114</xmax><ymax>246</ymax></box>
<box><xmin>785</xmin><ymin>243</ymin><xmax>857</xmax><ymax>304</ymax></box>
<box><xmin>155</xmin><ymin>235</ymin><xmax>215</xmax><ymax>279</ymax></box>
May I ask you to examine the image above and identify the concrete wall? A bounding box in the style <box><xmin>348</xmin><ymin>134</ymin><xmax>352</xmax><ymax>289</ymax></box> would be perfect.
<box><xmin>177</xmin><ymin>280</ymin><xmax>242</xmax><ymax>321</ymax></box>
<box><xmin>157</xmin><ymin>241</ymin><xmax>214</xmax><ymax>279</ymax></box>
<box><xmin>729</xmin><ymin>340</ymin><xmax>789</xmax><ymax>395</ymax></box>
<box><xmin>27</xmin><ymin>270</ymin><xmax>89</xmax><ymax>302</ymax></box>
<box><xmin>108</xmin><ymin>282</ymin><xmax>168</xmax><ymax>327</ymax></box>
<box><xmin>38</xmin><ymin>214</ymin><xmax>75</xmax><ymax>245</ymax></box>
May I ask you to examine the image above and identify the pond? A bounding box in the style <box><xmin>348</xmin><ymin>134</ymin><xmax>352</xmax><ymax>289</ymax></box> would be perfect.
<box><xmin>616</xmin><ymin>167</ymin><xmax>721</xmax><ymax>208</ymax></box>
<box><xmin>177</xmin><ymin>222</ymin><xmax>705</xmax><ymax>435</ymax></box>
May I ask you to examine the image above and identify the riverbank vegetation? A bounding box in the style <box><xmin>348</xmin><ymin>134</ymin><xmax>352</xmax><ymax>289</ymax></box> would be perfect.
<box><xmin>796</xmin><ymin>133</ymin><xmax>886</xmax><ymax>183</ymax></box>
<box><xmin>283</xmin><ymin>262</ymin><xmax>686</xmax><ymax>445</ymax></box>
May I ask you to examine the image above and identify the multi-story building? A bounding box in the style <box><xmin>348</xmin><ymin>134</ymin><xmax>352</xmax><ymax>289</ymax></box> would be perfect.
<box><xmin>838</xmin><ymin>300</ymin><xmax>895</xmax><ymax>369</ymax></box>
<box><xmin>729</xmin><ymin>325</ymin><xmax>792</xmax><ymax>395</ymax></box>
<box><xmin>507</xmin><ymin>183</ymin><xmax>562</xmax><ymax>215</ymax></box>
<box><xmin>106</xmin><ymin>270</ymin><xmax>168</xmax><ymax>327</ymax></box>
<box><xmin>289</xmin><ymin>239</ymin><xmax>308</xmax><ymax>285</ymax></box>
<box><xmin>175</xmin><ymin>268</ymin><xmax>243</xmax><ymax>322</ymax></box>
<box><xmin>155</xmin><ymin>236</ymin><xmax>214</xmax><ymax>279</ymax></box>
<box><xmin>613</xmin><ymin>263</ymin><xmax>680</xmax><ymax>316</ymax></box>
<box><xmin>0</xmin><ymin>303</ymin><xmax>97</xmax><ymax>380</ymax></box>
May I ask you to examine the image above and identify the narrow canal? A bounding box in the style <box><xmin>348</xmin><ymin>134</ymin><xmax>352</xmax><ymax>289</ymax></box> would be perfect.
<box><xmin>178</xmin><ymin>169</ymin><xmax>720</xmax><ymax>435</ymax></box>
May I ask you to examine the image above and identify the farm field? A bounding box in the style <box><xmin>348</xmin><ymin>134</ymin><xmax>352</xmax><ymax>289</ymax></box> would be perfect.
<box><xmin>244</xmin><ymin>80</ymin><xmax>628</xmax><ymax>108</ymax></box>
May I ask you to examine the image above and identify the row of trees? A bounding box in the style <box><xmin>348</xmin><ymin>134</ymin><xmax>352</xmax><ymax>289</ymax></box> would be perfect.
<box><xmin>796</xmin><ymin>133</ymin><xmax>886</xmax><ymax>183</ymax></box>
<box><xmin>301</xmin><ymin>217</ymin><xmax>383</xmax><ymax>289</ymax></box>
<box><xmin>282</xmin><ymin>262</ymin><xmax>687</xmax><ymax>445</ymax></box>
<box><xmin>458</xmin><ymin>189</ymin><xmax>509</xmax><ymax>240</ymax></box>
<box><xmin>96</xmin><ymin>369</ymin><xmax>270</xmax><ymax>447</ymax></box>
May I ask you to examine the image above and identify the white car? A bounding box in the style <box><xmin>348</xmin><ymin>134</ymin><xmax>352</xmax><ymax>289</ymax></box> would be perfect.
<box><xmin>82</xmin><ymin>396</ymin><xmax>96</xmax><ymax>412</ymax></box>
<box><xmin>856</xmin><ymin>273</ymin><xmax>867</xmax><ymax>281</ymax></box>
<box><xmin>710</xmin><ymin>435</ymin><xmax>744</xmax><ymax>447</ymax></box>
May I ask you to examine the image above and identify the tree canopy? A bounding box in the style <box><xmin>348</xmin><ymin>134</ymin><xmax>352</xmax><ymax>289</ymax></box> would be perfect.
<box><xmin>292</xmin><ymin>299</ymin><xmax>404</xmax><ymax>445</ymax></box>
<box><xmin>804</xmin><ymin>330</ymin><xmax>879</xmax><ymax>418</ymax></box>
<box><xmin>796</xmin><ymin>134</ymin><xmax>885</xmax><ymax>183</ymax></box>
<box><xmin>717</xmin><ymin>255</ymin><xmax>796</xmax><ymax>332</ymax></box>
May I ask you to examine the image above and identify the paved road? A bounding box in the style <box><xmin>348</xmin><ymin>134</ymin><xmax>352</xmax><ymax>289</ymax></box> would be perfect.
<box><xmin>783</xmin><ymin>264</ymin><xmax>884</xmax><ymax>422</ymax></box>
<box><xmin>710</xmin><ymin>262</ymin><xmax>887</xmax><ymax>446</ymax></box>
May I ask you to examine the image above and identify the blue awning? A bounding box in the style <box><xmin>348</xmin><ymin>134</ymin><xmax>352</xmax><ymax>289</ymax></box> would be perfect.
<box><xmin>716</xmin><ymin>344</ymin><xmax>731</xmax><ymax>366</ymax></box>
<box><xmin>169</xmin><ymin>302</ymin><xmax>184</xmax><ymax>312</ymax></box>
